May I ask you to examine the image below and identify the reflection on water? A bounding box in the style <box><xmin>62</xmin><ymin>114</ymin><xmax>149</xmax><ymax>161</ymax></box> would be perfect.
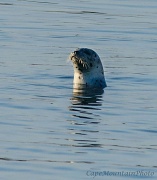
<box><xmin>69</xmin><ymin>87</ymin><xmax>104</xmax><ymax>119</ymax></box>
<box><xmin>67</xmin><ymin>87</ymin><xmax>105</xmax><ymax>148</ymax></box>
<box><xmin>1</xmin><ymin>0</ymin><xmax>157</xmax><ymax>179</ymax></box>
<box><xmin>71</xmin><ymin>86</ymin><xmax>104</xmax><ymax>105</ymax></box>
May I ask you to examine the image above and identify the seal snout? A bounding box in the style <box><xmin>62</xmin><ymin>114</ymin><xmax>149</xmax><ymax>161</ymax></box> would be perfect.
<box><xmin>73</xmin><ymin>50</ymin><xmax>80</xmax><ymax>56</ymax></box>
<box><xmin>70</xmin><ymin>49</ymin><xmax>90</xmax><ymax>70</ymax></box>
<box><xmin>70</xmin><ymin>49</ymin><xmax>81</xmax><ymax>62</ymax></box>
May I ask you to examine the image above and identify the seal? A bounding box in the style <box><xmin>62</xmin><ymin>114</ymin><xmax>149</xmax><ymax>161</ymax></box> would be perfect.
<box><xmin>69</xmin><ymin>48</ymin><xmax>107</xmax><ymax>89</ymax></box>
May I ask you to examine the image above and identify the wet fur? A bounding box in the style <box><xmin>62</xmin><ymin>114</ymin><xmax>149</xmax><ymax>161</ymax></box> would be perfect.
<box><xmin>69</xmin><ymin>48</ymin><xmax>107</xmax><ymax>89</ymax></box>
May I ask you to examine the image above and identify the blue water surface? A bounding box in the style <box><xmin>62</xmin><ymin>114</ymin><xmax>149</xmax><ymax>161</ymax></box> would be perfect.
<box><xmin>0</xmin><ymin>0</ymin><xmax>157</xmax><ymax>179</ymax></box>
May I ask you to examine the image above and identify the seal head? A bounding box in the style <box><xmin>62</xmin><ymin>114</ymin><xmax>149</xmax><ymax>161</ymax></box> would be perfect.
<box><xmin>69</xmin><ymin>48</ymin><xmax>107</xmax><ymax>89</ymax></box>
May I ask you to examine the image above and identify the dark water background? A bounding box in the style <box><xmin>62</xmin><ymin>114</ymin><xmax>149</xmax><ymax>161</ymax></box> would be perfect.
<box><xmin>0</xmin><ymin>0</ymin><xmax>157</xmax><ymax>179</ymax></box>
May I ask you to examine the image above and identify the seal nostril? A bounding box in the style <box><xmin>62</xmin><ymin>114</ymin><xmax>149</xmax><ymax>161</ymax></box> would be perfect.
<box><xmin>74</xmin><ymin>50</ymin><xmax>79</xmax><ymax>55</ymax></box>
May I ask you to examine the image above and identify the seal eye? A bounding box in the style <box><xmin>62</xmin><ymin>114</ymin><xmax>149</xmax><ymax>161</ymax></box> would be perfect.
<box><xmin>90</xmin><ymin>63</ymin><xmax>93</xmax><ymax>67</ymax></box>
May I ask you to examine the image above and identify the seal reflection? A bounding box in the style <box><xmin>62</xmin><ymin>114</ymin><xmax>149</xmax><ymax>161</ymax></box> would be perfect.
<box><xmin>72</xmin><ymin>87</ymin><xmax>104</xmax><ymax>106</ymax></box>
<box><xmin>67</xmin><ymin>87</ymin><xmax>104</xmax><ymax>149</ymax></box>
<box><xmin>69</xmin><ymin>86</ymin><xmax>104</xmax><ymax>120</ymax></box>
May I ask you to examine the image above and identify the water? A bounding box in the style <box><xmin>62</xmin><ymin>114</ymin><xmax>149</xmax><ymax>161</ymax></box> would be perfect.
<box><xmin>0</xmin><ymin>0</ymin><xmax>157</xmax><ymax>179</ymax></box>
